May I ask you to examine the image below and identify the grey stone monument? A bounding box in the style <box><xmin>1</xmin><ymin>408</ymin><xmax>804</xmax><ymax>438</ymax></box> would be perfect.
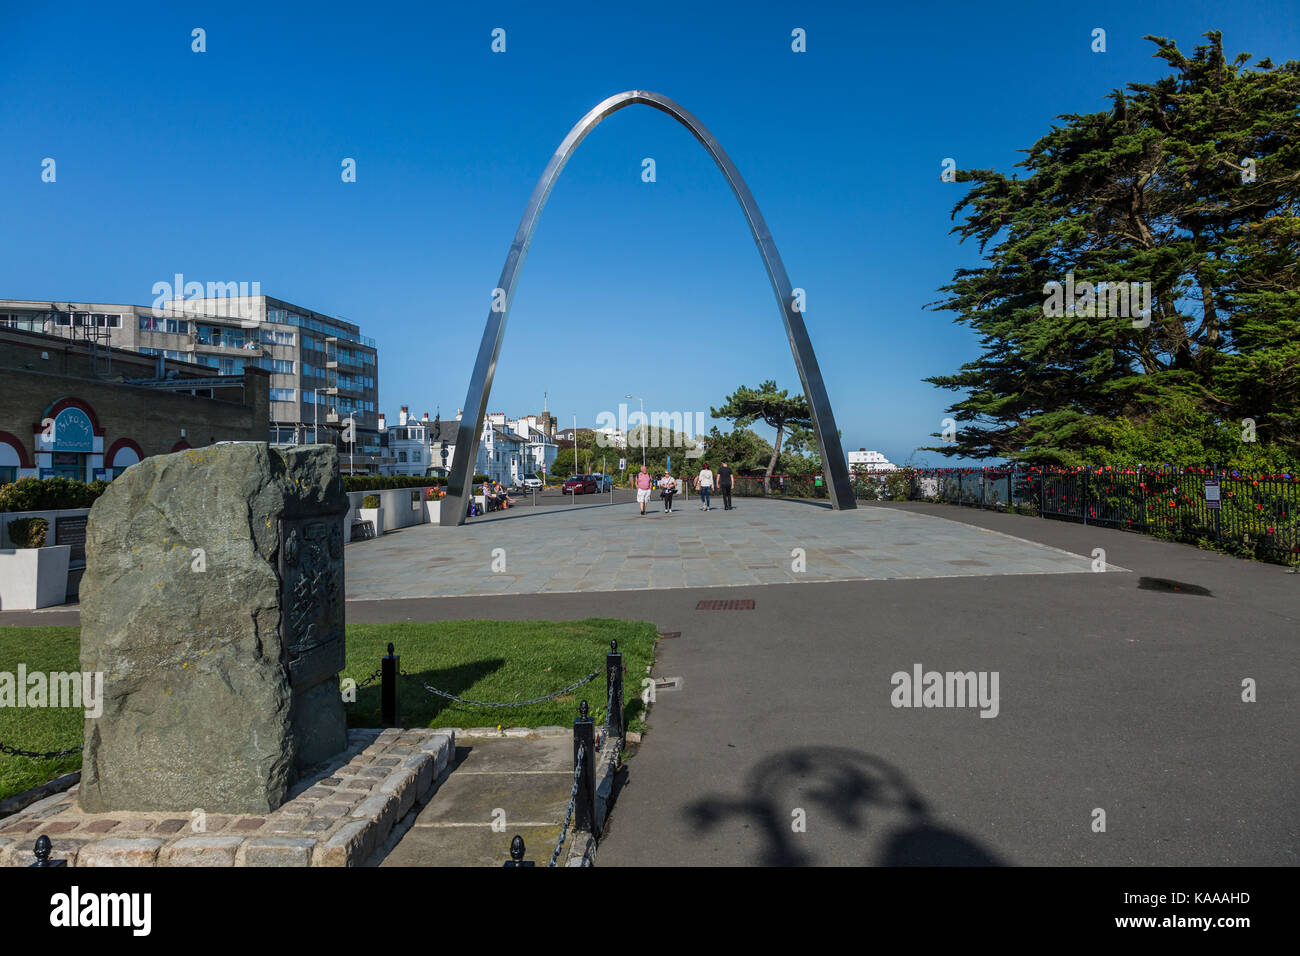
<box><xmin>78</xmin><ymin>443</ymin><xmax>349</xmax><ymax>813</ymax></box>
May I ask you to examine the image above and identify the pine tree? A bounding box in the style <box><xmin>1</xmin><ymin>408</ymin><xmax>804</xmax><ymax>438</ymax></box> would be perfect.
<box><xmin>926</xmin><ymin>32</ymin><xmax>1300</xmax><ymax>467</ymax></box>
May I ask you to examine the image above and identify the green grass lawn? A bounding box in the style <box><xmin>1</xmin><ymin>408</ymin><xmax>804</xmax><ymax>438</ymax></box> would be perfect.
<box><xmin>0</xmin><ymin>618</ymin><xmax>658</xmax><ymax>804</ymax></box>
<box><xmin>343</xmin><ymin>619</ymin><xmax>655</xmax><ymax>732</ymax></box>
<box><xmin>0</xmin><ymin>626</ymin><xmax>83</xmax><ymax>804</ymax></box>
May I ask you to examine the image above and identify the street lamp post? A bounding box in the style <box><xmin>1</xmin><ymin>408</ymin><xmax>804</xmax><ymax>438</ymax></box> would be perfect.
<box><xmin>625</xmin><ymin>393</ymin><xmax>645</xmax><ymax>468</ymax></box>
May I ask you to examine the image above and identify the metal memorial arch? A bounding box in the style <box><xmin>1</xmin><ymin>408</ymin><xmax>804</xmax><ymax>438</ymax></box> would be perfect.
<box><xmin>441</xmin><ymin>89</ymin><xmax>855</xmax><ymax>525</ymax></box>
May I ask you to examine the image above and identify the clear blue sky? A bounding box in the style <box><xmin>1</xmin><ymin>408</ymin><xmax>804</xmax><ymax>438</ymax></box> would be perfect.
<box><xmin>2</xmin><ymin>1</ymin><xmax>1296</xmax><ymax>466</ymax></box>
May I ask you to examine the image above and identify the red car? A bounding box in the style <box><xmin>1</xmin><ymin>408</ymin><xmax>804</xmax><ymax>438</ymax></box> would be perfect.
<box><xmin>562</xmin><ymin>474</ymin><xmax>598</xmax><ymax>495</ymax></box>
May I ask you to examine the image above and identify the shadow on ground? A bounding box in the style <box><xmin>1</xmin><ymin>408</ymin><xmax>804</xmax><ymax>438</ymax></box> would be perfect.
<box><xmin>684</xmin><ymin>746</ymin><xmax>1003</xmax><ymax>866</ymax></box>
<box><xmin>348</xmin><ymin>658</ymin><xmax>506</xmax><ymax>726</ymax></box>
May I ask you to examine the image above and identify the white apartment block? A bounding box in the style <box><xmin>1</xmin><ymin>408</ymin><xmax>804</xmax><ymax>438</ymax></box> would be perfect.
<box><xmin>380</xmin><ymin>408</ymin><xmax>558</xmax><ymax>481</ymax></box>
<box><xmin>847</xmin><ymin>448</ymin><xmax>897</xmax><ymax>471</ymax></box>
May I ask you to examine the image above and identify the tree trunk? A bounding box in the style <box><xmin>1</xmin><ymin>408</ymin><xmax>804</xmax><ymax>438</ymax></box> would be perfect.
<box><xmin>764</xmin><ymin>424</ymin><xmax>784</xmax><ymax>494</ymax></box>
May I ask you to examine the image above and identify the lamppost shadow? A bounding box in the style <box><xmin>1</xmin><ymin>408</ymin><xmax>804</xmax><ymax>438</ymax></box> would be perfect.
<box><xmin>684</xmin><ymin>745</ymin><xmax>1005</xmax><ymax>866</ymax></box>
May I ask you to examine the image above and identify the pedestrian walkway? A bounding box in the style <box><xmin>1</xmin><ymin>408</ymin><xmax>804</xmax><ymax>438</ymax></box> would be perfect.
<box><xmin>345</xmin><ymin>497</ymin><xmax>1105</xmax><ymax>601</ymax></box>
<box><xmin>381</xmin><ymin>735</ymin><xmax>575</xmax><ymax>867</ymax></box>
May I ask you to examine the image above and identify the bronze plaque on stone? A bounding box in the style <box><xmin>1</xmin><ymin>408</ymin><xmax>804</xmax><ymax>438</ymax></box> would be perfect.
<box><xmin>278</xmin><ymin>517</ymin><xmax>346</xmax><ymax>690</ymax></box>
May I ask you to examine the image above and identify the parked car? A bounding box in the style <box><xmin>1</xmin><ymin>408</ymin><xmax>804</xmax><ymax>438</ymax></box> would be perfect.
<box><xmin>588</xmin><ymin>473</ymin><xmax>612</xmax><ymax>492</ymax></box>
<box><xmin>521</xmin><ymin>476</ymin><xmax>544</xmax><ymax>491</ymax></box>
<box><xmin>562</xmin><ymin>475</ymin><xmax>598</xmax><ymax>495</ymax></box>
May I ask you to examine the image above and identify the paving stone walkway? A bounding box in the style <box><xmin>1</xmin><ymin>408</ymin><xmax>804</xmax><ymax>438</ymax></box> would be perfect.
<box><xmin>346</xmin><ymin>497</ymin><xmax>1109</xmax><ymax>601</ymax></box>
<box><xmin>382</xmin><ymin>734</ymin><xmax>576</xmax><ymax>867</ymax></box>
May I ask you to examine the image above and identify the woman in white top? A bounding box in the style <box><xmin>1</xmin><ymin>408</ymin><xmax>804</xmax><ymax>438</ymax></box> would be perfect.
<box><xmin>658</xmin><ymin>471</ymin><xmax>677</xmax><ymax>514</ymax></box>
<box><xmin>695</xmin><ymin>463</ymin><xmax>714</xmax><ymax>511</ymax></box>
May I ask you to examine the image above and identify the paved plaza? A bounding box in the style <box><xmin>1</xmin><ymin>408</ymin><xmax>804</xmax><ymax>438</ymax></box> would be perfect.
<box><xmin>344</xmin><ymin>497</ymin><xmax>1113</xmax><ymax>601</ymax></box>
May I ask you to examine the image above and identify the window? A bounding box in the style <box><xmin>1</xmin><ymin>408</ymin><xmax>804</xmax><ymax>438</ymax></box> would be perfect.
<box><xmin>0</xmin><ymin>466</ymin><xmax>16</xmax><ymax>485</ymax></box>
<box><xmin>1</xmin><ymin>312</ymin><xmax>44</xmax><ymax>331</ymax></box>
<box><xmin>260</xmin><ymin>328</ymin><xmax>294</xmax><ymax>346</ymax></box>
<box><xmin>259</xmin><ymin>358</ymin><xmax>294</xmax><ymax>374</ymax></box>
<box><xmin>200</xmin><ymin>356</ymin><xmax>245</xmax><ymax>375</ymax></box>
<box><xmin>139</xmin><ymin>315</ymin><xmax>186</xmax><ymax>334</ymax></box>
<box><xmin>270</xmin><ymin>388</ymin><xmax>297</xmax><ymax>402</ymax></box>
<box><xmin>140</xmin><ymin>348</ymin><xmax>188</xmax><ymax>360</ymax></box>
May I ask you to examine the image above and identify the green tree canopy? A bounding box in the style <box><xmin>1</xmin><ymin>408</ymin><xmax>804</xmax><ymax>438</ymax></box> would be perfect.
<box><xmin>712</xmin><ymin>380</ymin><xmax>812</xmax><ymax>485</ymax></box>
<box><xmin>926</xmin><ymin>32</ymin><xmax>1300</xmax><ymax>469</ymax></box>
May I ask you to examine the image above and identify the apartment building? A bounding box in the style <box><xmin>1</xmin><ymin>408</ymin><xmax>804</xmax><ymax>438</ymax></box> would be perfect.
<box><xmin>0</xmin><ymin>295</ymin><xmax>384</xmax><ymax>472</ymax></box>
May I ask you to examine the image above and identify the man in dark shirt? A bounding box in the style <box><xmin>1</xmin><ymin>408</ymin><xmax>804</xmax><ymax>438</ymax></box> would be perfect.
<box><xmin>718</xmin><ymin>462</ymin><xmax>734</xmax><ymax>510</ymax></box>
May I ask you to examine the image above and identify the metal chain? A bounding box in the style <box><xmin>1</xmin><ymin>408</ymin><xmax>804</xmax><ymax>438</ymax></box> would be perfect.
<box><xmin>355</xmin><ymin>669</ymin><xmax>383</xmax><ymax>688</ymax></box>
<box><xmin>400</xmin><ymin>669</ymin><xmax>599</xmax><ymax>709</ymax></box>
<box><xmin>0</xmin><ymin>741</ymin><xmax>83</xmax><ymax>759</ymax></box>
<box><xmin>549</xmin><ymin>742</ymin><xmax>585</xmax><ymax>868</ymax></box>
<box><xmin>605</xmin><ymin>667</ymin><xmax>618</xmax><ymax>733</ymax></box>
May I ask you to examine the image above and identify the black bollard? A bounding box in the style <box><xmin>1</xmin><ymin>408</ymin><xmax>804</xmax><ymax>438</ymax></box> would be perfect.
<box><xmin>503</xmin><ymin>834</ymin><xmax>534</xmax><ymax>867</ymax></box>
<box><xmin>573</xmin><ymin>700</ymin><xmax>597</xmax><ymax>834</ymax></box>
<box><xmin>605</xmin><ymin>639</ymin><xmax>624</xmax><ymax>740</ymax></box>
<box><xmin>382</xmin><ymin>642</ymin><xmax>400</xmax><ymax>728</ymax></box>
<box><xmin>30</xmin><ymin>835</ymin><xmax>66</xmax><ymax>867</ymax></box>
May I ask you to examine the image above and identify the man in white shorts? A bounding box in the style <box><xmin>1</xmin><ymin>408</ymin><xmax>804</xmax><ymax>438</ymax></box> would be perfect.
<box><xmin>635</xmin><ymin>465</ymin><xmax>653</xmax><ymax>516</ymax></box>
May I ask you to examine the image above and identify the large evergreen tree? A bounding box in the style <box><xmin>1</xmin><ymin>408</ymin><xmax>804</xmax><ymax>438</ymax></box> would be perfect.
<box><xmin>926</xmin><ymin>32</ymin><xmax>1300</xmax><ymax>468</ymax></box>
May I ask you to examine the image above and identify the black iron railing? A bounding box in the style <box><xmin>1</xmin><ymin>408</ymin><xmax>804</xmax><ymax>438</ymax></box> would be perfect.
<box><xmin>724</xmin><ymin>467</ymin><xmax>1300</xmax><ymax>564</ymax></box>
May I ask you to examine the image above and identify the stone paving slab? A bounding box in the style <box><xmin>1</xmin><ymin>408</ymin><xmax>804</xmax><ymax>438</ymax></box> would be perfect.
<box><xmin>413</xmin><ymin>769</ymin><xmax>574</xmax><ymax>826</ymax></box>
<box><xmin>384</xmin><ymin>822</ymin><xmax>564</xmax><ymax>867</ymax></box>
<box><xmin>0</xmin><ymin>729</ymin><xmax>454</xmax><ymax>866</ymax></box>
<box><xmin>450</xmin><ymin>736</ymin><xmax>574</xmax><ymax>773</ymax></box>
<box><xmin>380</xmin><ymin>734</ymin><xmax>598</xmax><ymax>867</ymax></box>
<box><xmin>345</xmin><ymin>498</ymin><xmax>1111</xmax><ymax>601</ymax></box>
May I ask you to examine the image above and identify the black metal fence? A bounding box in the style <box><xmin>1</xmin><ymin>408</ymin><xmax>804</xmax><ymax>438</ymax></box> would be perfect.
<box><xmin>886</xmin><ymin>467</ymin><xmax>1297</xmax><ymax>563</ymax></box>
<box><xmin>726</xmin><ymin>467</ymin><xmax>1300</xmax><ymax>564</ymax></box>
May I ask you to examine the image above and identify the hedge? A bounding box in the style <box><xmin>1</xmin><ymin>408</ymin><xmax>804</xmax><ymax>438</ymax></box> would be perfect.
<box><xmin>0</xmin><ymin>477</ymin><xmax>110</xmax><ymax>512</ymax></box>
<box><xmin>343</xmin><ymin>475</ymin><xmax>456</xmax><ymax>492</ymax></box>
<box><xmin>6</xmin><ymin>517</ymin><xmax>49</xmax><ymax>548</ymax></box>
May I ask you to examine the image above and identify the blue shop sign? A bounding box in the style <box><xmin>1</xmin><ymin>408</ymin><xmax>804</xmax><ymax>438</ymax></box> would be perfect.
<box><xmin>52</xmin><ymin>407</ymin><xmax>94</xmax><ymax>452</ymax></box>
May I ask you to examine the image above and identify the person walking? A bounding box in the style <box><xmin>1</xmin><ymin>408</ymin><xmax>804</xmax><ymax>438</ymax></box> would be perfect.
<box><xmin>658</xmin><ymin>470</ymin><xmax>677</xmax><ymax>513</ymax></box>
<box><xmin>695</xmin><ymin>462</ymin><xmax>714</xmax><ymax>511</ymax></box>
<box><xmin>718</xmin><ymin>461</ymin><xmax>734</xmax><ymax>510</ymax></box>
<box><xmin>635</xmin><ymin>464</ymin><xmax>653</xmax><ymax>516</ymax></box>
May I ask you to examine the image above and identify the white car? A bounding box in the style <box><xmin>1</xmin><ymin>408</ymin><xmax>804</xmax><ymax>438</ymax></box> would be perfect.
<box><xmin>521</xmin><ymin>476</ymin><xmax>544</xmax><ymax>491</ymax></box>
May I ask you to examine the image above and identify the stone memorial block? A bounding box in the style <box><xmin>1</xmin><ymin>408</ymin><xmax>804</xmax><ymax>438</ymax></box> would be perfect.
<box><xmin>78</xmin><ymin>443</ymin><xmax>349</xmax><ymax>813</ymax></box>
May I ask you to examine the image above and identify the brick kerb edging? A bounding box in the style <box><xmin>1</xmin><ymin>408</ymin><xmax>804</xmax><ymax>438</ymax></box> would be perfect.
<box><xmin>0</xmin><ymin>729</ymin><xmax>455</xmax><ymax>867</ymax></box>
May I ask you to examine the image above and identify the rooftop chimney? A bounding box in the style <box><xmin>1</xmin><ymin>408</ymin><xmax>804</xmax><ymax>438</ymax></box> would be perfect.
<box><xmin>399</xmin><ymin>406</ymin><xmax>409</xmax><ymax>426</ymax></box>
<box><xmin>422</xmin><ymin>412</ymin><xmax>429</xmax><ymax>422</ymax></box>
<box><xmin>378</xmin><ymin>413</ymin><xmax>387</xmax><ymax>431</ymax></box>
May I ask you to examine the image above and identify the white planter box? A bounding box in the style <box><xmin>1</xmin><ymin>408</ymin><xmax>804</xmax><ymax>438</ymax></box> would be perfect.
<box><xmin>358</xmin><ymin>507</ymin><xmax>385</xmax><ymax>536</ymax></box>
<box><xmin>0</xmin><ymin>545</ymin><xmax>71</xmax><ymax>610</ymax></box>
<box><xmin>424</xmin><ymin>500</ymin><xmax>441</xmax><ymax>522</ymax></box>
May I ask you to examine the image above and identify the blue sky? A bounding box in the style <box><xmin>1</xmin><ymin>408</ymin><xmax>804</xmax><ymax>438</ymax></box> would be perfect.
<box><xmin>2</xmin><ymin>0</ymin><xmax>1296</xmax><ymax>466</ymax></box>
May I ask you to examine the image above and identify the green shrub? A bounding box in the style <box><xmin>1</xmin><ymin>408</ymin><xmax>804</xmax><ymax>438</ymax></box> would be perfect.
<box><xmin>6</xmin><ymin>517</ymin><xmax>49</xmax><ymax>549</ymax></box>
<box><xmin>0</xmin><ymin>477</ymin><xmax>109</xmax><ymax>512</ymax></box>
<box><xmin>342</xmin><ymin>475</ymin><xmax>449</xmax><ymax>492</ymax></box>
<box><xmin>361</xmin><ymin>495</ymin><xmax>380</xmax><ymax>509</ymax></box>
<box><xmin>884</xmin><ymin>468</ymin><xmax>915</xmax><ymax>501</ymax></box>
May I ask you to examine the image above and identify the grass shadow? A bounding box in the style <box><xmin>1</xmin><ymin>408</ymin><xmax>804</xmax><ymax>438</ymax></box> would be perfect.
<box><xmin>349</xmin><ymin>657</ymin><xmax>507</xmax><ymax>727</ymax></box>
